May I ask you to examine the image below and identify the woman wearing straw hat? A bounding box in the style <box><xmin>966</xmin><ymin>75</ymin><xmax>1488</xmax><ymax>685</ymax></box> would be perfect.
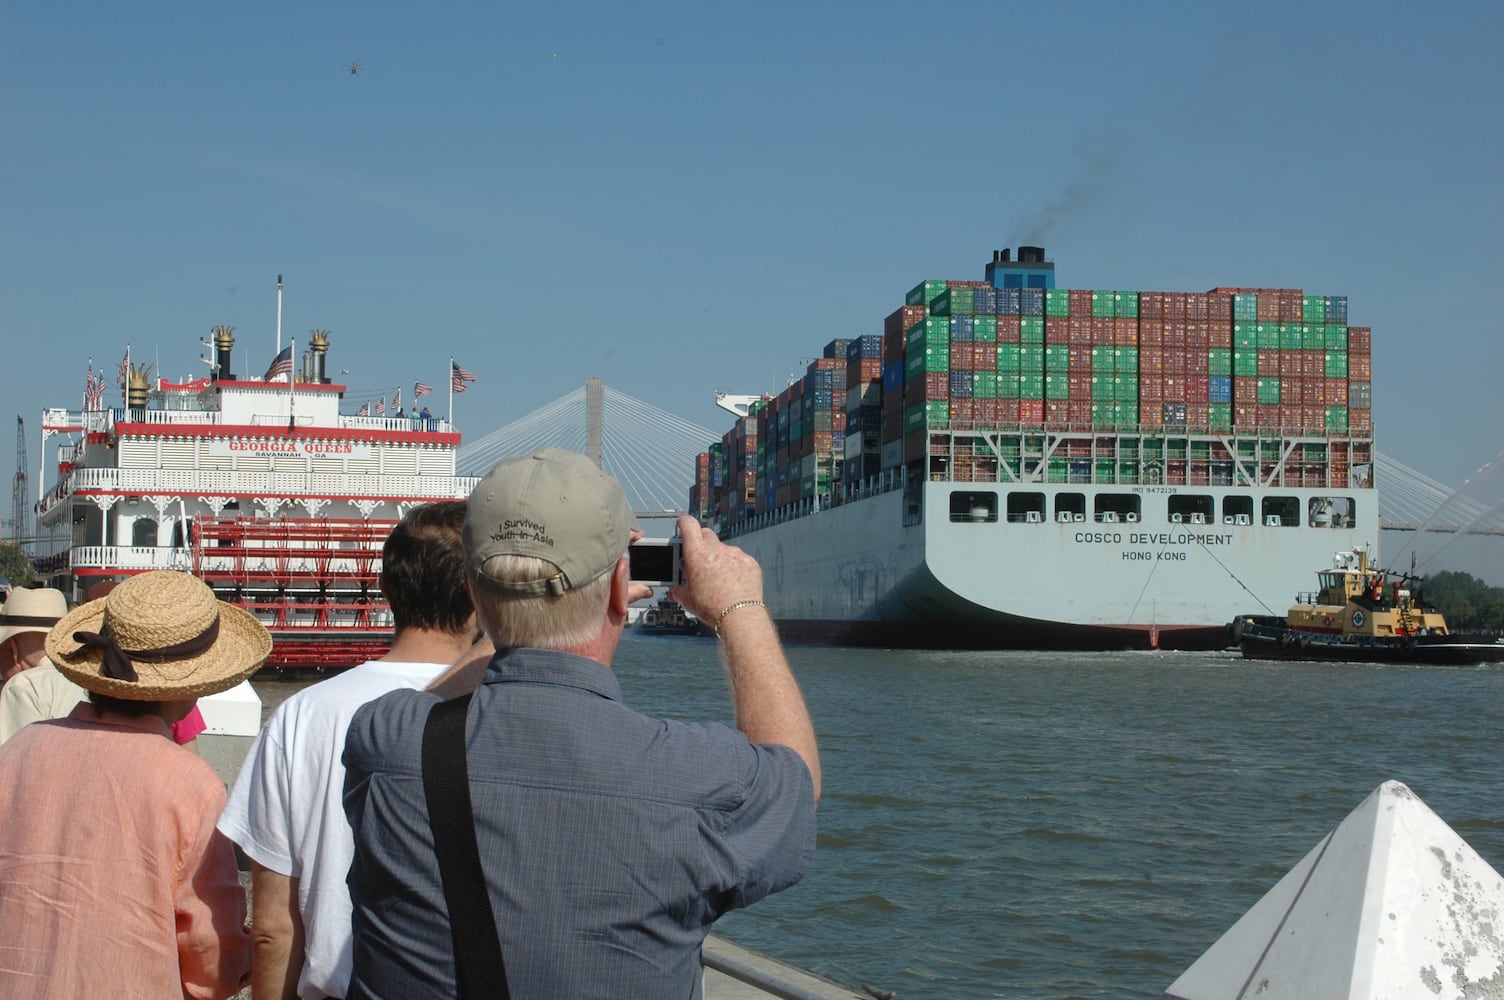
<box><xmin>0</xmin><ymin>586</ymin><xmax>67</xmax><ymax>684</ymax></box>
<box><xmin>0</xmin><ymin>570</ymin><xmax>266</xmax><ymax>999</ymax></box>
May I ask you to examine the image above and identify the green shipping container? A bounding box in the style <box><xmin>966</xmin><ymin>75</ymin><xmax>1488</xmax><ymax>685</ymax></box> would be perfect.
<box><xmin>1208</xmin><ymin>403</ymin><xmax>1232</xmax><ymax>430</ymax></box>
<box><xmin>1233</xmin><ymin>294</ymin><xmax>1259</xmax><ymax>321</ymax></box>
<box><xmin>1115</xmin><ymin>292</ymin><xmax>1139</xmax><ymax>318</ymax></box>
<box><xmin>1325</xmin><ymin>406</ymin><xmax>1348</xmax><ymax>432</ymax></box>
<box><xmin>974</xmin><ymin>315</ymin><xmax>997</xmax><ymax>342</ymax></box>
<box><xmin>1304</xmin><ymin>295</ymin><xmax>1326</xmax><ymax>323</ymax></box>
<box><xmin>1115</xmin><ymin>376</ymin><xmax>1138</xmax><ymax>402</ymax></box>
<box><xmin>1257</xmin><ymin>377</ymin><xmax>1281</xmax><ymax>404</ymax></box>
<box><xmin>997</xmin><ymin>372</ymin><xmax>1020</xmax><ymax>398</ymax></box>
<box><xmin>906</xmin><ymin>279</ymin><xmax>947</xmax><ymax>307</ymax></box>
<box><xmin>973</xmin><ymin>371</ymin><xmax>998</xmax><ymax>398</ymax></box>
<box><xmin>1019</xmin><ymin>373</ymin><xmax>1045</xmax><ymax>399</ymax></box>
<box><xmin>1233</xmin><ymin>322</ymin><xmax>1257</xmax><ymax>349</ymax></box>
<box><xmin>997</xmin><ymin>344</ymin><xmax>1021</xmax><ymax>372</ymax></box>
<box><xmin>1091</xmin><ymin>373</ymin><xmax>1114</xmax><ymax>399</ymax></box>
<box><xmin>1092</xmin><ymin>345</ymin><xmax>1114</xmax><ymax>371</ymax></box>
<box><xmin>1325</xmin><ymin>323</ymin><xmax>1348</xmax><ymax>350</ymax></box>
<box><xmin>1208</xmin><ymin>349</ymin><xmax>1232</xmax><ymax>376</ymax></box>
<box><xmin>1279</xmin><ymin>323</ymin><xmax>1301</xmax><ymax>350</ymax></box>
<box><xmin>1115</xmin><ymin>346</ymin><xmax>1138</xmax><ymax>373</ymax></box>
<box><xmin>1095</xmin><ymin>458</ymin><xmax>1116</xmax><ymax>482</ymax></box>
<box><xmin>1019</xmin><ymin>345</ymin><xmax>1044</xmax><ymax>371</ymax></box>
<box><xmin>1045</xmin><ymin>372</ymin><xmax>1069</xmax><ymax>400</ymax></box>
<box><xmin>1020</xmin><ymin>316</ymin><xmax>1045</xmax><ymax>343</ymax></box>
<box><xmin>1091</xmin><ymin>290</ymin><xmax>1114</xmax><ymax>318</ymax></box>
<box><xmin>1324</xmin><ymin>351</ymin><xmax>1349</xmax><ymax>378</ymax></box>
<box><xmin>1047</xmin><ymin>457</ymin><xmax>1069</xmax><ymax>484</ymax></box>
<box><xmin>1046</xmin><ymin>289</ymin><xmax>1071</xmax><ymax>317</ymax></box>
<box><xmin>1045</xmin><ymin>344</ymin><xmax>1070</xmax><ymax>372</ymax></box>
<box><xmin>1257</xmin><ymin>323</ymin><xmax>1280</xmax><ymax>350</ymax></box>
<box><xmin>1233</xmin><ymin>350</ymin><xmax>1258</xmax><ymax>376</ymax></box>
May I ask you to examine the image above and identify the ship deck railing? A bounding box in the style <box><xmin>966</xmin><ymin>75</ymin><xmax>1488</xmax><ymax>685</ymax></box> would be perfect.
<box><xmin>72</xmin><ymin>406</ymin><xmax>458</xmax><ymax>436</ymax></box>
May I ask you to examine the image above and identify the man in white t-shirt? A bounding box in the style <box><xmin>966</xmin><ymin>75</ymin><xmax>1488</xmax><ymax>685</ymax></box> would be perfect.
<box><xmin>219</xmin><ymin>502</ymin><xmax>478</xmax><ymax>1000</ymax></box>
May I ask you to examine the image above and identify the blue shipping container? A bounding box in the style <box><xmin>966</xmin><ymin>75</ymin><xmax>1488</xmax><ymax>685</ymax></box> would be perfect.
<box><xmin>846</xmin><ymin>335</ymin><xmax>883</xmax><ymax>361</ymax></box>
<box><xmin>1208</xmin><ymin>375</ymin><xmax>1232</xmax><ymax>403</ymax></box>
<box><xmin>1019</xmin><ymin>288</ymin><xmax>1045</xmax><ymax>316</ymax></box>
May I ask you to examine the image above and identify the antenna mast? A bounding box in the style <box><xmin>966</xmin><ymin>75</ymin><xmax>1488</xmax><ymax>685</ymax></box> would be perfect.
<box><xmin>11</xmin><ymin>416</ymin><xmax>30</xmax><ymax>547</ymax></box>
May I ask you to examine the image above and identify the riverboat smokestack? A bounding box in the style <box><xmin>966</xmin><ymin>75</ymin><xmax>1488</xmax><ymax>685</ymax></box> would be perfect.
<box><xmin>211</xmin><ymin>326</ymin><xmax>236</xmax><ymax>381</ymax></box>
<box><xmin>126</xmin><ymin>363</ymin><xmax>150</xmax><ymax>415</ymax></box>
<box><xmin>307</xmin><ymin>330</ymin><xmax>330</xmax><ymax>384</ymax></box>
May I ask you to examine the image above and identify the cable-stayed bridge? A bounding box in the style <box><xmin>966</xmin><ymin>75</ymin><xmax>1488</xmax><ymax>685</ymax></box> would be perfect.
<box><xmin>457</xmin><ymin>381</ymin><xmax>1504</xmax><ymax>550</ymax></box>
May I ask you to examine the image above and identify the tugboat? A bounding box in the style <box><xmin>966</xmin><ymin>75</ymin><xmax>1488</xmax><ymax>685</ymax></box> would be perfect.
<box><xmin>636</xmin><ymin>596</ymin><xmax>703</xmax><ymax>636</ymax></box>
<box><xmin>1230</xmin><ymin>545</ymin><xmax>1504</xmax><ymax>665</ymax></box>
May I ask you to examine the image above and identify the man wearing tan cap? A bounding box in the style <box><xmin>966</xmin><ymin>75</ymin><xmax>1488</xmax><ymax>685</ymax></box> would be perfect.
<box><xmin>0</xmin><ymin>570</ymin><xmax>262</xmax><ymax>999</ymax></box>
<box><xmin>343</xmin><ymin>448</ymin><xmax>819</xmax><ymax>999</ymax></box>
<box><xmin>0</xmin><ymin>587</ymin><xmax>67</xmax><ymax>686</ymax></box>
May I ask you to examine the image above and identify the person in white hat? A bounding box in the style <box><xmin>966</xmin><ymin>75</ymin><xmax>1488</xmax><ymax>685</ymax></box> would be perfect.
<box><xmin>0</xmin><ymin>586</ymin><xmax>67</xmax><ymax>685</ymax></box>
<box><xmin>0</xmin><ymin>570</ymin><xmax>266</xmax><ymax>1000</ymax></box>
<box><xmin>343</xmin><ymin>448</ymin><xmax>819</xmax><ymax>999</ymax></box>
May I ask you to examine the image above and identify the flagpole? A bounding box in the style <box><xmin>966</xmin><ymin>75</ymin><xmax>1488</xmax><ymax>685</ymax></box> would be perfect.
<box><xmin>287</xmin><ymin>337</ymin><xmax>297</xmax><ymax>432</ymax></box>
<box><xmin>448</xmin><ymin>357</ymin><xmax>454</xmax><ymax>427</ymax></box>
<box><xmin>276</xmin><ymin>275</ymin><xmax>284</xmax><ymax>356</ymax></box>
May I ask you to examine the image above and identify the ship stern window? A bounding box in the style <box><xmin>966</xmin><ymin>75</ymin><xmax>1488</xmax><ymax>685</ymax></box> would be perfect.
<box><xmin>1055</xmin><ymin>493</ymin><xmax>1086</xmax><ymax>522</ymax></box>
<box><xmin>1308</xmin><ymin>496</ymin><xmax>1355</xmax><ymax>528</ymax></box>
<box><xmin>1094</xmin><ymin>493</ymin><xmax>1141</xmax><ymax>523</ymax></box>
<box><xmin>1007</xmin><ymin>492</ymin><xmax>1046</xmax><ymax>524</ymax></box>
<box><xmin>1223</xmin><ymin>495</ymin><xmax>1253</xmax><ymax>525</ymax></box>
<box><xmin>1261</xmin><ymin>496</ymin><xmax>1299</xmax><ymax>528</ymax></box>
<box><xmin>1168</xmin><ymin>495</ymin><xmax>1215</xmax><ymax>524</ymax></box>
<box><xmin>949</xmin><ymin>491</ymin><xmax>999</xmax><ymax>524</ymax></box>
<box><xmin>130</xmin><ymin>517</ymin><xmax>158</xmax><ymax>547</ymax></box>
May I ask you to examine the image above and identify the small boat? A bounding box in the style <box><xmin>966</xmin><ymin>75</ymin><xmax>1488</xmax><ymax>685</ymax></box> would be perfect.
<box><xmin>1229</xmin><ymin>545</ymin><xmax>1504</xmax><ymax>665</ymax></box>
<box><xmin>636</xmin><ymin>597</ymin><xmax>703</xmax><ymax>636</ymax></box>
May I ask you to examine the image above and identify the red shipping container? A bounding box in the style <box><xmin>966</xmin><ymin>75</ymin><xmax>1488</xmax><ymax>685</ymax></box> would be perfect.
<box><xmin>1206</xmin><ymin>292</ymin><xmax>1233</xmax><ymax>321</ymax></box>
<box><xmin>1165</xmin><ymin>320</ymin><xmax>1188</xmax><ymax>349</ymax></box>
<box><xmin>1140</xmin><ymin>376</ymin><xmax>1163</xmax><ymax>401</ymax></box>
<box><xmin>1091</xmin><ymin>317</ymin><xmax>1113</xmax><ymax>344</ymax></box>
<box><xmin>1164</xmin><ymin>292</ymin><xmax>1188</xmax><ymax>320</ymax></box>
<box><xmin>1067</xmin><ymin>345</ymin><xmax>1091</xmax><ymax>370</ymax></box>
<box><xmin>1139</xmin><ymin>292</ymin><xmax>1165</xmax><ymax>319</ymax></box>
<box><xmin>974</xmin><ymin>399</ymin><xmax>999</xmax><ymax>423</ymax></box>
<box><xmin>1349</xmin><ymin>352</ymin><xmax>1372</xmax><ymax>379</ymax></box>
<box><xmin>1234</xmin><ymin>376</ymin><xmax>1259</xmax><ymax>402</ymax></box>
<box><xmin>1325</xmin><ymin>378</ymin><xmax>1348</xmax><ymax>405</ymax></box>
<box><xmin>1046</xmin><ymin>316</ymin><xmax>1069</xmax><ymax>342</ymax></box>
<box><xmin>1187</xmin><ymin>403</ymin><xmax>1209</xmax><ymax>427</ymax></box>
<box><xmin>1208</xmin><ymin>321</ymin><xmax>1232</xmax><ymax>347</ymax></box>
<box><xmin>1274</xmin><ymin>404</ymin><xmax>1298</xmax><ymax>426</ymax></box>
<box><xmin>1139</xmin><ymin>348</ymin><xmax>1163</xmax><ymax>374</ymax></box>
<box><xmin>998</xmin><ymin>399</ymin><xmax>1020</xmax><ymax>423</ymax></box>
<box><xmin>1302</xmin><ymin>405</ymin><xmax>1324</xmax><ymax>429</ymax></box>
<box><xmin>951</xmin><ymin>399</ymin><xmax>976</xmax><ymax>423</ymax></box>
<box><xmin>926</xmin><ymin>372</ymin><xmax>949</xmax><ymax>399</ymax></box>
<box><xmin>996</xmin><ymin>315</ymin><xmax>1021</xmax><ymax>342</ymax></box>
<box><xmin>1045</xmin><ymin>400</ymin><xmax>1070</xmax><ymax>424</ymax></box>
<box><xmin>1257</xmin><ymin>350</ymin><xmax>1280</xmax><ymax>375</ymax></box>
<box><xmin>1186</xmin><ymin>375</ymin><xmax>1209</xmax><ymax>402</ymax></box>
<box><xmin>1069</xmin><ymin>316</ymin><xmax>1092</xmax><ymax>344</ymax></box>
<box><xmin>1069</xmin><ymin>372</ymin><xmax>1092</xmax><ymax>397</ymax></box>
<box><xmin>1233</xmin><ymin>403</ymin><xmax>1255</xmax><ymax>427</ymax></box>
<box><xmin>1068</xmin><ymin>400</ymin><xmax>1093</xmax><ymax>423</ymax></box>
<box><xmin>1113</xmin><ymin>317</ymin><xmax>1138</xmax><ymax>346</ymax></box>
<box><xmin>1283</xmin><ymin>378</ymin><xmax>1303</xmax><ymax>405</ymax></box>
<box><xmin>1186</xmin><ymin>350</ymin><xmax>1209</xmax><ymax>375</ymax></box>
<box><xmin>1069</xmin><ymin>289</ymin><xmax>1093</xmax><ymax>315</ymax></box>
<box><xmin>1139</xmin><ymin>319</ymin><xmax>1164</xmax><ymax>347</ymax></box>
<box><xmin>1280</xmin><ymin>352</ymin><xmax>1302</xmax><ymax>378</ymax></box>
<box><xmin>1351</xmin><ymin>409</ymin><xmax>1372</xmax><ymax>432</ymax></box>
<box><xmin>1162</xmin><ymin>351</ymin><xmax>1187</xmax><ymax>376</ymax></box>
<box><xmin>1256</xmin><ymin>294</ymin><xmax>1280</xmax><ymax>322</ymax></box>
<box><xmin>950</xmin><ymin>346</ymin><xmax>973</xmax><ymax>371</ymax></box>
<box><xmin>1141</xmin><ymin>406</ymin><xmax>1163</xmax><ymax>428</ymax></box>
<box><xmin>1163</xmin><ymin>376</ymin><xmax>1186</xmax><ymax>400</ymax></box>
<box><xmin>973</xmin><ymin>343</ymin><xmax>994</xmax><ymax>370</ymax></box>
<box><xmin>1349</xmin><ymin>327</ymin><xmax>1371</xmax><ymax>352</ymax></box>
<box><xmin>1020</xmin><ymin>399</ymin><xmax>1044</xmax><ymax>424</ymax></box>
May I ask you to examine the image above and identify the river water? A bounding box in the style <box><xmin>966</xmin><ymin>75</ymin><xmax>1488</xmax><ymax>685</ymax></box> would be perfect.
<box><xmin>253</xmin><ymin>634</ymin><xmax>1504</xmax><ymax>999</ymax></box>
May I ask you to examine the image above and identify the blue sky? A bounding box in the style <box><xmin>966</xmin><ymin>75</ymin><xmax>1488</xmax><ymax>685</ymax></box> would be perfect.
<box><xmin>3</xmin><ymin>2</ymin><xmax>1500</xmax><ymax>542</ymax></box>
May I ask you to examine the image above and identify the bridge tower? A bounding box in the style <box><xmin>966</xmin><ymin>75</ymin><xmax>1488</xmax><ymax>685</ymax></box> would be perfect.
<box><xmin>11</xmin><ymin>415</ymin><xmax>30</xmax><ymax>546</ymax></box>
<box><xmin>586</xmin><ymin>376</ymin><xmax>603</xmax><ymax>469</ymax></box>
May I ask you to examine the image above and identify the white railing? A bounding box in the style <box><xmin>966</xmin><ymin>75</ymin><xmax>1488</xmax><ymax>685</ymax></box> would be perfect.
<box><xmin>72</xmin><ymin>546</ymin><xmax>194</xmax><ymax>572</ymax></box>
<box><xmin>59</xmin><ymin>468</ymin><xmax>480</xmax><ymax>500</ymax></box>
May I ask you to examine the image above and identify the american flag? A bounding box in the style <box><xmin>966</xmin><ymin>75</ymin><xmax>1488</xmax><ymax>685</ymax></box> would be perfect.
<box><xmin>84</xmin><ymin>368</ymin><xmax>105</xmax><ymax>410</ymax></box>
<box><xmin>375</xmin><ymin>396</ymin><xmax>386</xmax><ymax>415</ymax></box>
<box><xmin>116</xmin><ymin>348</ymin><xmax>130</xmax><ymax>385</ymax></box>
<box><xmin>451</xmin><ymin>360</ymin><xmax>477</xmax><ymax>393</ymax></box>
<box><xmin>263</xmin><ymin>345</ymin><xmax>294</xmax><ymax>381</ymax></box>
<box><xmin>413</xmin><ymin>381</ymin><xmax>434</xmax><ymax>399</ymax></box>
<box><xmin>357</xmin><ymin>402</ymin><xmax>370</xmax><ymax>417</ymax></box>
<box><xmin>392</xmin><ymin>388</ymin><xmax>401</xmax><ymax>412</ymax></box>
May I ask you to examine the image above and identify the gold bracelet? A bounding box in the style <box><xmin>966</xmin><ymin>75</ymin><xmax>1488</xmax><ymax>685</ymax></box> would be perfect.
<box><xmin>714</xmin><ymin>599</ymin><xmax>766</xmax><ymax>638</ymax></box>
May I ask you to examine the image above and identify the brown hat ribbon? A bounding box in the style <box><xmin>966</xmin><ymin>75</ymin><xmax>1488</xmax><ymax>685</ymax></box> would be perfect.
<box><xmin>71</xmin><ymin>617</ymin><xmax>221</xmax><ymax>683</ymax></box>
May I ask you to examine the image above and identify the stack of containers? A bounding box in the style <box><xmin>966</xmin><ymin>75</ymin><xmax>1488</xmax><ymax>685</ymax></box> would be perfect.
<box><xmin>693</xmin><ymin>269</ymin><xmax>1370</xmax><ymax>523</ymax></box>
<box><xmin>844</xmin><ymin>334</ymin><xmax>883</xmax><ymax>482</ymax></box>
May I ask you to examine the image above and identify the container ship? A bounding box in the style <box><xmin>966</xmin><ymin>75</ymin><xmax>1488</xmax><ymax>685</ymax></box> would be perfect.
<box><xmin>31</xmin><ymin>326</ymin><xmax>477</xmax><ymax>669</ymax></box>
<box><xmin>691</xmin><ymin>248</ymin><xmax>1376</xmax><ymax>650</ymax></box>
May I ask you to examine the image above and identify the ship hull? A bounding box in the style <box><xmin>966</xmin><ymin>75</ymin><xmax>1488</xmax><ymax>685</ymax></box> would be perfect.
<box><xmin>1233</xmin><ymin>616</ymin><xmax>1504</xmax><ymax>665</ymax></box>
<box><xmin>727</xmin><ymin>481</ymin><xmax>1368</xmax><ymax>651</ymax></box>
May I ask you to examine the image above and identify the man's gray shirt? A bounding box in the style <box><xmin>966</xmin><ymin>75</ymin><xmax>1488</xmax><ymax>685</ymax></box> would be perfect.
<box><xmin>342</xmin><ymin>646</ymin><xmax>816</xmax><ymax>999</ymax></box>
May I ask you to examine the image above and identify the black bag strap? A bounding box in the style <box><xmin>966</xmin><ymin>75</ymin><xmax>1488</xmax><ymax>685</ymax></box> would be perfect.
<box><xmin>422</xmin><ymin>693</ymin><xmax>511</xmax><ymax>1000</ymax></box>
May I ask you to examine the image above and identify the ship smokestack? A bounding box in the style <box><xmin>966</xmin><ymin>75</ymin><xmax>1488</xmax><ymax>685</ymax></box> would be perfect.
<box><xmin>211</xmin><ymin>325</ymin><xmax>236</xmax><ymax>381</ymax></box>
<box><xmin>993</xmin><ymin>249</ymin><xmax>1011</xmax><ymax>263</ymax></box>
<box><xmin>126</xmin><ymin>363</ymin><xmax>150</xmax><ymax>415</ymax></box>
<box><xmin>1018</xmin><ymin>245</ymin><xmax>1045</xmax><ymax>263</ymax></box>
<box><xmin>307</xmin><ymin>330</ymin><xmax>330</xmax><ymax>384</ymax></box>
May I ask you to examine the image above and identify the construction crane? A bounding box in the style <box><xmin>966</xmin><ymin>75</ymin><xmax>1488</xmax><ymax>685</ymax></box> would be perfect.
<box><xmin>11</xmin><ymin>416</ymin><xmax>29</xmax><ymax>547</ymax></box>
